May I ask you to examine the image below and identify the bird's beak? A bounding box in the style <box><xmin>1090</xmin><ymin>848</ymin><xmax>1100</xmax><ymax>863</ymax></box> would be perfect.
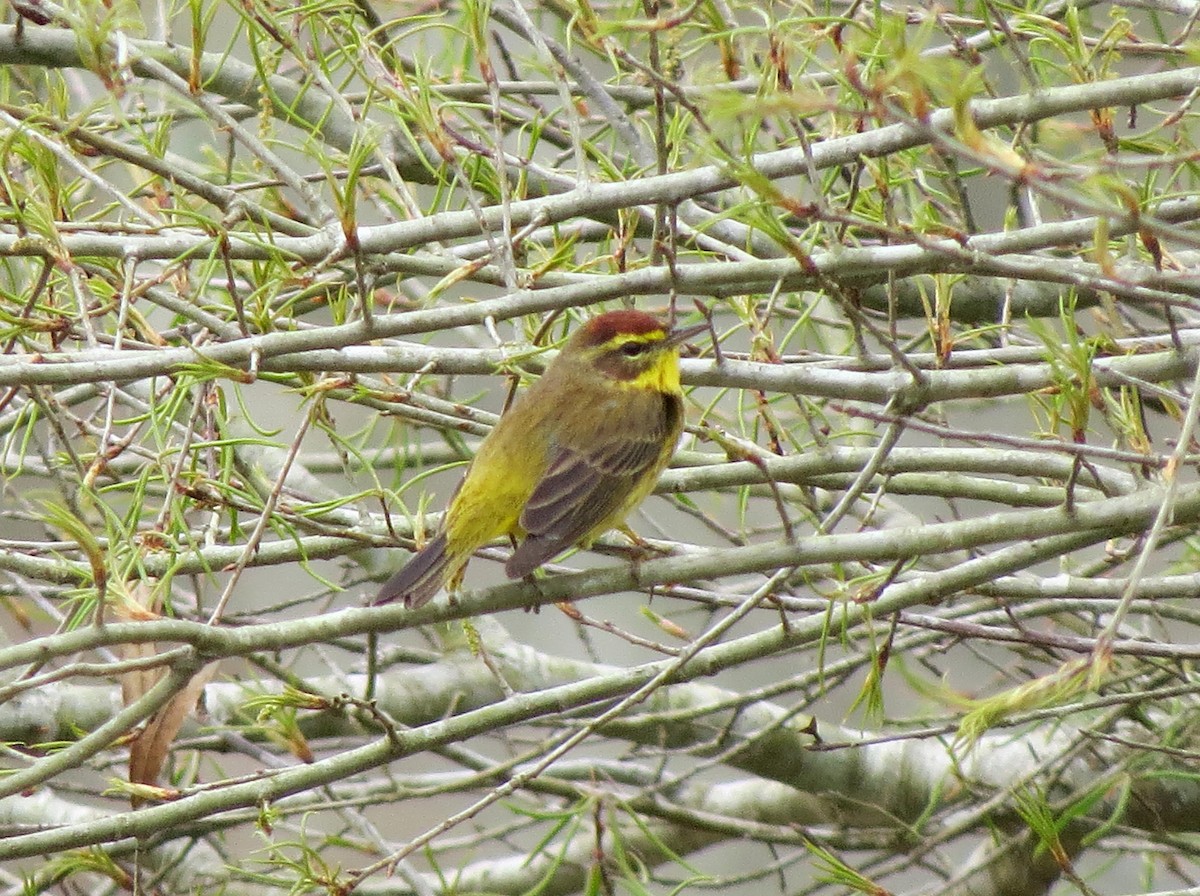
<box><xmin>666</xmin><ymin>321</ymin><xmax>709</xmax><ymax>348</ymax></box>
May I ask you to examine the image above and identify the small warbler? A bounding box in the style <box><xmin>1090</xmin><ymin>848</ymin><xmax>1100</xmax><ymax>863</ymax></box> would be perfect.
<box><xmin>375</xmin><ymin>310</ymin><xmax>706</xmax><ymax>608</ymax></box>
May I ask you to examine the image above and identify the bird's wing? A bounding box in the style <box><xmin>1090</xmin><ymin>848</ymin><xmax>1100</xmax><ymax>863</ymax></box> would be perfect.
<box><xmin>506</xmin><ymin>399</ymin><xmax>677</xmax><ymax>578</ymax></box>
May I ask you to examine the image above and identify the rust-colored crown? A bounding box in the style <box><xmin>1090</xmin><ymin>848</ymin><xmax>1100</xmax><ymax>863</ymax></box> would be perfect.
<box><xmin>574</xmin><ymin>310</ymin><xmax>667</xmax><ymax>348</ymax></box>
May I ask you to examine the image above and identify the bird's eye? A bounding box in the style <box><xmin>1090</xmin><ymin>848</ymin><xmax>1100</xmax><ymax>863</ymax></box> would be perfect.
<box><xmin>620</xmin><ymin>342</ymin><xmax>646</xmax><ymax>357</ymax></box>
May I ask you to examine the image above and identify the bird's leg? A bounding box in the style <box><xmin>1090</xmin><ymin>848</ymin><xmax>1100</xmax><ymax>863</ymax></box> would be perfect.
<box><xmin>445</xmin><ymin>565</ymin><xmax>466</xmax><ymax>607</ymax></box>
<box><xmin>614</xmin><ymin>524</ymin><xmax>671</xmax><ymax>561</ymax></box>
<box><xmin>610</xmin><ymin>525</ymin><xmax>670</xmax><ymax>602</ymax></box>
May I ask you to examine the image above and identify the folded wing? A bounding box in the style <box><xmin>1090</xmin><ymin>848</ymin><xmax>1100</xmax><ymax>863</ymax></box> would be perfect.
<box><xmin>506</xmin><ymin>394</ymin><xmax>679</xmax><ymax>579</ymax></box>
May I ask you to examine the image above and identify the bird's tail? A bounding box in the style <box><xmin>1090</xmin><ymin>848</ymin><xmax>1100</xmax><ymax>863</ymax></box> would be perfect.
<box><xmin>374</xmin><ymin>532</ymin><xmax>452</xmax><ymax>608</ymax></box>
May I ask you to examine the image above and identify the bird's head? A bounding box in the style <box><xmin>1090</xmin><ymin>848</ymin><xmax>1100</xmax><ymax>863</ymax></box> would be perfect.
<box><xmin>565</xmin><ymin>310</ymin><xmax>707</xmax><ymax>393</ymax></box>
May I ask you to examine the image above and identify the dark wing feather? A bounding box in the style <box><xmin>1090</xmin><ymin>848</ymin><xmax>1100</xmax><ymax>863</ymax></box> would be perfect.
<box><xmin>517</xmin><ymin>457</ymin><xmax>608</xmax><ymax>535</ymax></box>
<box><xmin>374</xmin><ymin>531</ymin><xmax>452</xmax><ymax>609</ymax></box>
<box><xmin>506</xmin><ymin>399</ymin><xmax>676</xmax><ymax>579</ymax></box>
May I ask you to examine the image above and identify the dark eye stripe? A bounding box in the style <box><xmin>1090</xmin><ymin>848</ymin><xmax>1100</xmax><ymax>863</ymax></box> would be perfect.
<box><xmin>620</xmin><ymin>342</ymin><xmax>647</xmax><ymax>356</ymax></box>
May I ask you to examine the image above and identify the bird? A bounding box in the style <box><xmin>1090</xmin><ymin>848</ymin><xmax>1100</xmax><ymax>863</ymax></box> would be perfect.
<box><xmin>374</xmin><ymin>309</ymin><xmax>706</xmax><ymax>609</ymax></box>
